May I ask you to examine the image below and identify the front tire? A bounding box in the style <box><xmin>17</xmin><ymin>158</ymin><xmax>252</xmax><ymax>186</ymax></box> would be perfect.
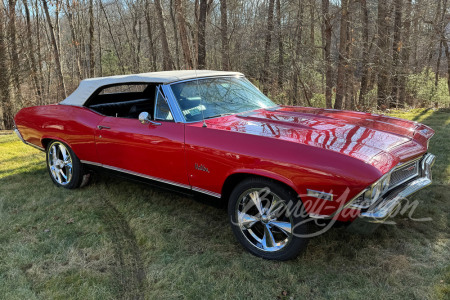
<box><xmin>228</xmin><ymin>178</ymin><xmax>309</xmax><ymax>260</ymax></box>
<box><xmin>46</xmin><ymin>140</ymin><xmax>88</xmax><ymax>189</ymax></box>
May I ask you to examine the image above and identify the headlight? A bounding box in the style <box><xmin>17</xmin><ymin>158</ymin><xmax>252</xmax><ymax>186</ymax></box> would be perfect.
<box><xmin>350</xmin><ymin>172</ymin><xmax>391</xmax><ymax>209</ymax></box>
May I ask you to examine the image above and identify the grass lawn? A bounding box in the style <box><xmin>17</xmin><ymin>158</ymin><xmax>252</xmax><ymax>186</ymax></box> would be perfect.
<box><xmin>0</xmin><ymin>109</ymin><xmax>449</xmax><ymax>299</ymax></box>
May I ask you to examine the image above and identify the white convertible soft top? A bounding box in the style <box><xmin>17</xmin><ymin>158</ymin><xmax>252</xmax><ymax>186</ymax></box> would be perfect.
<box><xmin>60</xmin><ymin>70</ymin><xmax>243</xmax><ymax>106</ymax></box>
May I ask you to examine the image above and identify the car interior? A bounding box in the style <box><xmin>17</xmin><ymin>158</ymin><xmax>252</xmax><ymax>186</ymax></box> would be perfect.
<box><xmin>85</xmin><ymin>83</ymin><xmax>169</xmax><ymax>120</ymax></box>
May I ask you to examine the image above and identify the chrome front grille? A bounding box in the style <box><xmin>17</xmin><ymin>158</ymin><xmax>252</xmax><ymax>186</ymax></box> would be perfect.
<box><xmin>389</xmin><ymin>158</ymin><xmax>421</xmax><ymax>190</ymax></box>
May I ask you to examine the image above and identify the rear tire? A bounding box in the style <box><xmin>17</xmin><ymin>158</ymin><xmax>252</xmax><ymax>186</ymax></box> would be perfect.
<box><xmin>228</xmin><ymin>177</ymin><xmax>309</xmax><ymax>260</ymax></box>
<box><xmin>46</xmin><ymin>140</ymin><xmax>90</xmax><ymax>189</ymax></box>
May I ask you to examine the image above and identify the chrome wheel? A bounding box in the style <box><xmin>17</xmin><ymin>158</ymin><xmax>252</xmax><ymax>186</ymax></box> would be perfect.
<box><xmin>236</xmin><ymin>188</ymin><xmax>293</xmax><ymax>252</ymax></box>
<box><xmin>48</xmin><ymin>142</ymin><xmax>73</xmax><ymax>186</ymax></box>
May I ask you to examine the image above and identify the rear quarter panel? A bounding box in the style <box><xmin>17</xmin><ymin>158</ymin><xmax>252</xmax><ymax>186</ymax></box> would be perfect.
<box><xmin>15</xmin><ymin>105</ymin><xmax>103</xmax><ymax>162</ymax></box>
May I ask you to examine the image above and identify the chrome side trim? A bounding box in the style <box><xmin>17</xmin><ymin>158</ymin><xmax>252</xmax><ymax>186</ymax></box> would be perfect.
<box><xmin>80</xmin><ymin>160</ymin><xmax>222</xmax><ymax>198</ymax></box>
<box><xmin>80</xmin><ymin>160</ymin><xmax>103</xmax><ymax>167</ymax></box>
<box><xmin>359</xmin><ymin>153</ymin><xmax>435</xmax><ymax>222</ymax></box>
<box><xmin>192</xmin><ymin>187</ymin><xmax>221</xmax><ymax>198</ymax></box>
<box><xmin>14</xmin><ymin>128</ymin><xmax>45</xmax><ymax>151</ymax></box>
<box><xmin>80</xmin><ymin>160</ymin><xmax>190</xmax><ymax>189</ymax></box>
<box><xmin>307</xmin><ymin>189</ymin><xmax>333</xmax><ymax>201</ymax></box>
<box><xmin>27</xmin><ymin>143</ymin><xmax>45</xmax><ymax>152</ymax></box>
<box><xmin>14</xmin><ymin>128</ymin><xmax>25</xmax><ymax>142</ymax></box>
<box><xmin>309</xmin><ymin>213</ymin><xmax>333</xmax><ymax>219</ymax></box>
<box><xmin>307</xmin><ymin>188</ymin><xmax>368</xmax><ymax>220</ymax></box>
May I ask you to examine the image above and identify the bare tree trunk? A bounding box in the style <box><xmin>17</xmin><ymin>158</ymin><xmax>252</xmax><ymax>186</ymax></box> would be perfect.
<box><xmin>99</xmin><ymin>0</ymin><xmax>125</xmax><ymax>74</ymax></box>
<box><xmin>169</xmin><ymin>0</ymin><xmax>180</xmax><ymax>69</ymax></box>
<box><xmin>145</xmin><ymin>1</ymin><xmax>157</xmax><ymax>71</ymax></box>
<box><xmin>391</xmin><ymin>0</ymin><xmax>403</xmax><ymax>108</ymax></box>
<box><xmin>276</xmin><ymin>0</ymin><xmax>283</xmax><ymax>89</ymax></box>
<box><xmin>130</xmin><ymin>3</ymin><xmax>142</xmax><ymax>73</ymax></box>
<box><xmin>197</xmin><ymin>0</ymin><xmax>207</xmax><ymax>68</ymax></box>
<box><xmin>262</xmin><ymin>0</ymin><xmax>275</xmax><ymax>94</ymax></box>
<box><xmin>435</xmin><ymin>41</ymin><xmax>443</xmax><ymax>89</ymax></box>
<box><xmin>8</xmin><ymin>0</ymin><xmax>22</xmax><ymax>105</ymax></box>
<box><xmin>0</xmin><ymin>3</ymin><xmax>13</xmax><ymax>129</ymax></box>
<box><xmin>377</xmin><ymin>0</ymin><xmax>390</xmax><ymax>109</ymax></box>
<box><xmin>88</xmin><ymin>0</ymin><xmax>95</xmax><ymax>77</ymax></box>
<box><xmin>96</xmin><ymin>0</ymin><xmax>103</xmax><ymax>76</ymax></box>
<box><xmin>345</xmin><ymin>6</ymin><xmax>354</xmax><ymax>110</ymax></box>
<box><xmin>35</xmin><ymin>0</ymin><xmax>44</xmax><ymax>100</ymax></box>
<box><xmin>292</xmin><ymin>0</ymin><xmax>303</xmax><ymax>105</ymax></box>
<box><xmin>309</xmin><ymin>0</ymin><xmax>315</xmax><ymax>46</ymax></box>
<box><xmin>114</xmin><ymin>1</ymin><xmax>135</xmax><ymax>71</ymax></box>
<box><xmin>444</xmin><ymin>37</ymin><xmax>450</xmax><ymax>97</ymax></box>
<box><xmin>64</xmin><ymin>2</ymin><xmax>82</xmax><ymax>80</ymax></box>
<box><xmin>42</xmin><ymin>0</ymin><xmax>66</xmax><ymax>99</ymax></box>
<box><xmin>23</xmin><ymin>0</ymin><xmax>42</xmax><ymax>104</ymax></box>
<box><xmin>440</xmin><ymin>0</ymin><xmax>450</xmax><ymax>96</ymax></box>
<box><xmin>175</xmin><ymin>0</ymin><xmax>193</xmax><ymax>69</ymax></box>
<box><xmin>398</xmin><ymin>0</ymin><xmax>411</xmax><ymax>105</ymax></box>
<box><xmin>220</xmin><ymin>0</ymin><xmax>230</xmax><ymax>70</ymax></box>
<box><xmin>334</xmin><ymin>0</ymin><xmax>349</xmax><ymax>110</ymax></box>
<box><xmin>322</xmin><ymin>0</ymin><xmax>332</xmax><ymax>108</ymax></box>
<box><xmin>155</xmin><ymin>0</ymin><xmax>174</xmax><ymax>70</ymax></box>
<box><xmin>358</xmin><ymin>0</ymin><xmax>369</xmax><ymax>109</ymax></box>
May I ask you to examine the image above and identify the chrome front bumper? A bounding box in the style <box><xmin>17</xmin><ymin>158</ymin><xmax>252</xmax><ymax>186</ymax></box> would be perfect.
<box><xmin>348</xmin><ymin>153</ymin><xmax>435</xmax><ymax>233</ymax></box>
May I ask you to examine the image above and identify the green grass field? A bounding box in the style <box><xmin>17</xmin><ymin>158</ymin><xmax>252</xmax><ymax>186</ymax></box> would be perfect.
<box><xmin>0</xmin><ymin>109</ymin><xmax>449</xmax><ymax>300</ymax></box>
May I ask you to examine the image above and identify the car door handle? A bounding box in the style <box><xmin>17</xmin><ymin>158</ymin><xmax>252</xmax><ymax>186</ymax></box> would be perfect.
<box><xmin>97</xmin><ymin>125</ymin><xmax>111</xmax><ymax>130</ymax></box>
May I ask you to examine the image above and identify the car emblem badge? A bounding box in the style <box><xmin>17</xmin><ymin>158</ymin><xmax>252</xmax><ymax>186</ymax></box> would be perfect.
<box><xmin>406</xmin><ymin>165</ymin><xmax>416</xmax><ymax>171</ymax></box>
<box><xmin>195</xmin><ymin>163</ymin><xmax>210</xmax><ymax>173</ymax></box>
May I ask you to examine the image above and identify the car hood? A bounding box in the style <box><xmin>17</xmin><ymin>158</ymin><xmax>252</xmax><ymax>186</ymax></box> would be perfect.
<box><xmin>204</xmin><ymin>106</ymin><xmax>434</xmax><ymax>173</ymax></box>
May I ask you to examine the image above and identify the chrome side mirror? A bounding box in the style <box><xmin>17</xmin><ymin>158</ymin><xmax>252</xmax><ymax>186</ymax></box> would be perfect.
<box><xmin>139</xmin><ymin>112</ymin><xmax>151</xmax><ymax>124</ymax></box>
<box><xmin>138</xmin><ymin>112</ymin><xmax>161</xmax><ymax>126</ymax></box>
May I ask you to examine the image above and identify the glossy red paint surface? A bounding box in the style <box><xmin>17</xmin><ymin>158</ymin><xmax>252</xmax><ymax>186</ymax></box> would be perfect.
<box><xmin>14</xmin><ymin>104</ymin><xmax>434</xmax><ymax>221</ymax></box>
<box><xmin>95</xmin><ymin>117</ymin><xmax>188</xmax><ymax>186</ymax></box>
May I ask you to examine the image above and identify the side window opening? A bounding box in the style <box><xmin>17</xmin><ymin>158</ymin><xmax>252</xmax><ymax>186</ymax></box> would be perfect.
<box><xmin>85</xmin><ymin>83</ymin><xmax>156</xmax><ymax>119</ymax></box>
<box><xmin>155</xmin><ymin>89</ymin><xmax>174</xmax><ymax>121</ymax></box>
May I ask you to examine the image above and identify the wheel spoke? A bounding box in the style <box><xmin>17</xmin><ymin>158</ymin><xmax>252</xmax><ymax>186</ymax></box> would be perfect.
<box><xmin>55</xmin><ymin>169</ymin><xmax>62</xmax><ymax>183</ymax></box>
<box><xmin>51</xmin><ymin>145</ymin><xmax>58</xmax><ymax>164</ymax></box>
<box><xmin>59</xmin><ymin>169</ymin><xmax>67</xmax><ymax>181</ymax></box>
<box><xmin>50</xmin><ymin>166</ymin><xmax>57</xmax><ymax>178</ymax></box>
<box><xmin>268</xmin><ymin>220</ymin><xmax>292</xmax><ymax>236</ymax></box>
<box><xmin>59</xmin><ymin>144</ymin><xmax>68</xmax><ymax>161</ymax></box>
<box><xmin>267</xmin><ymin>199</ymin><xmax>284</xmax><ymax>218</ymax></box>
<box><xmin>238</xmin><ymin>212</ymin><xmax>258</xmax><ymax>229</ymax></box>
<box><xmin>262</xmin><ymin>224</ymin><xmax>276</xmax><ymax>249</ymax></box>
<box><xmin>248</xmin><ymin>191</ymin><xmax>264</xmax><ymax>216</ymax></box>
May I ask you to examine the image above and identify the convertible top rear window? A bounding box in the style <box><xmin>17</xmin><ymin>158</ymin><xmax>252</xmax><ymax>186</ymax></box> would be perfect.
<box><xmin>98</xmin><ymin>83</ymin><xmax>148</xmax><ymax>95</ymax></box>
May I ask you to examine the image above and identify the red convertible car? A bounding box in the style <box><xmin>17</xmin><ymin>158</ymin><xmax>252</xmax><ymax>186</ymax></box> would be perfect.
<box><xmin>14</xmin><ymin>70</ymin><xmax>435</xmax><ymax>260</ymax></box>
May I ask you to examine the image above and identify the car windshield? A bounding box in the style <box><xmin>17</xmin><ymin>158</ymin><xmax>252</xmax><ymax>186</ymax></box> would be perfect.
<box><xmin>170</xmin><ymin>77</ymin><xmax>276</xmax><ymax>122</ymax></box>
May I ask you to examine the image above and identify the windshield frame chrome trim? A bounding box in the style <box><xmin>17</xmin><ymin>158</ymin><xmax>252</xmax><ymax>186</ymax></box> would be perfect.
<box><xmin>165</xmin><ymin>75</ymin><xmax>276</xmax><ymax>124</ymax></box>
<box><xmin>160</xmin><ymin>84</ymin><xmax>185</xmax><ymax>123</ymax></box>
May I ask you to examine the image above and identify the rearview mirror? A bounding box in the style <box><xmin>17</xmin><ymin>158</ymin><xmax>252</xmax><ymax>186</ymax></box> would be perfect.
<box><xmin>138</xmin><ymin>112</ymin><xmax>161</xmax><ymax>126</ymax></box>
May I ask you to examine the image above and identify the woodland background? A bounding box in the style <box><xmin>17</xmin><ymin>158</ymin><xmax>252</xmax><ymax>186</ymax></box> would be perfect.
<box><xmin>0</xmin><ymin>0</ymin><xmax>449</xmax><ymax>130</ymax></box>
